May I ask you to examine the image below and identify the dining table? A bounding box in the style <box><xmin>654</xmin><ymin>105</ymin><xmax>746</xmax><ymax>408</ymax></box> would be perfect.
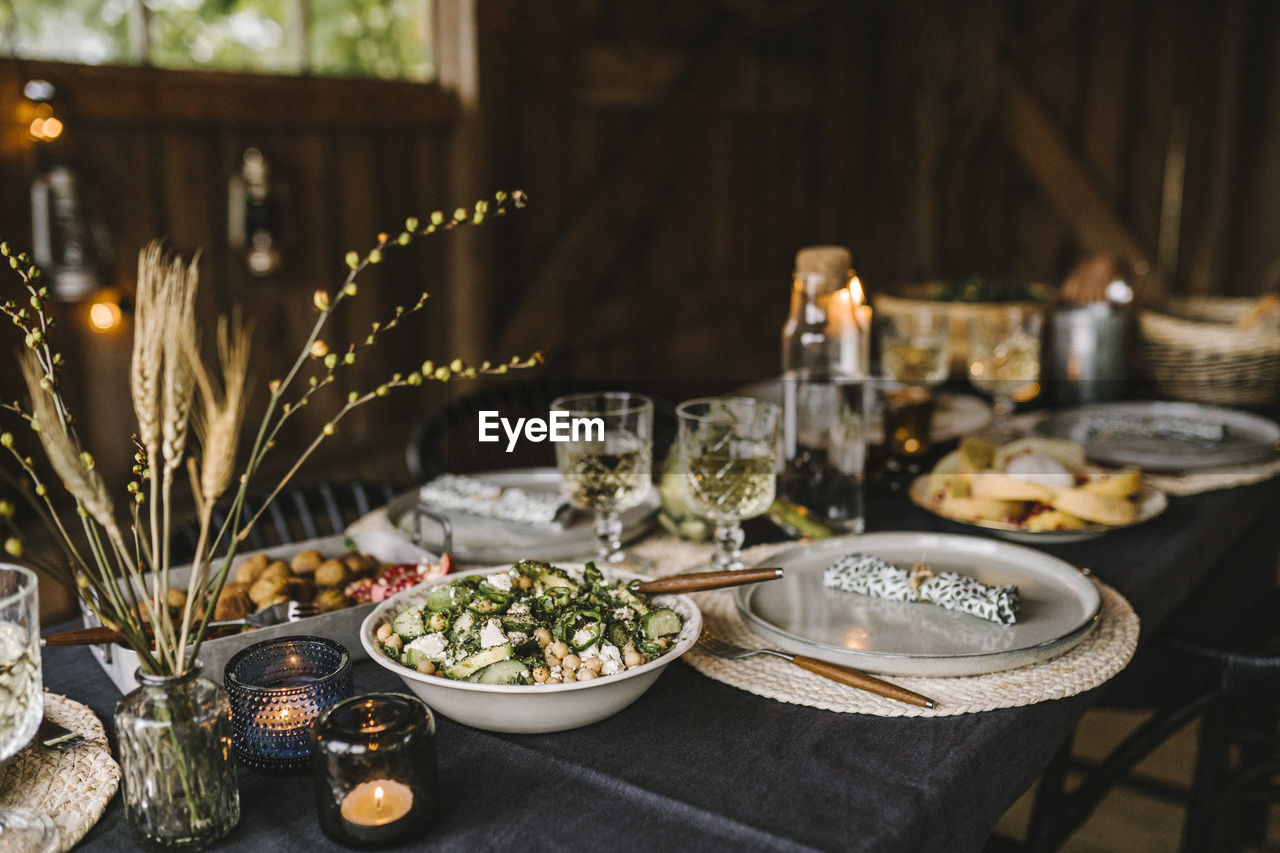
<box><xmin>41</xmin><ymin>448</ymin><xmax>1280</xmax><ymax>852</ymax></box>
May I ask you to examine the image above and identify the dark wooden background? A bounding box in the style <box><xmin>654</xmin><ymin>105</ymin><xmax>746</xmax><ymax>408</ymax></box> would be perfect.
<box><xmin>2</xmin><ymin>0</ymin><xmax>1278</xmax><ymax>494</ymax></box>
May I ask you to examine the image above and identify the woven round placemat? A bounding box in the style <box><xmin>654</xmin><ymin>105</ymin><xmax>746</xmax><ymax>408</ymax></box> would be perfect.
<box><xmin>0</xmin><ymin>692</ymin><xmax>120</xmax><ymax>852</ymax></box>
<box><xmin>627</xmin><ymin>536</ymin><xmax>1140</xmax><ymax>717</ymax></box>
<box><xmin>682</xmin><ymin>580</ymin><xmax>1138</xmax><ymax>717</ymax></box>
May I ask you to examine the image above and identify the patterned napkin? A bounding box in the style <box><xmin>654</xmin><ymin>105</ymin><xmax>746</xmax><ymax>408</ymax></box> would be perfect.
<box><xmin>419</xmin><ymin>474</ymin><xmax>571</xmax><ymax>529</ymax></box>
<box><xmin>823</xmin><ymin>553</ymin><xmax>1020</xmax><ymax>626</ymax></box>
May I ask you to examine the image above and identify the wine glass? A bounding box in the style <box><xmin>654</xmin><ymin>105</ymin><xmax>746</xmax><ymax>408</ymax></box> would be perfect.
<box><xmin>879</xmin><ymin>307</ymin><xmax>951</xmax><ymax>458</ymax></box>
<box><xmin>967</xmin><ymin>307</ymin><xmax>1043</xmax><ymax>440</ymax></box>
<box><xmin>677</xmin><ymin>397</ymin><xmax>780</xmax><ymax>571</ymax></box>
<box><xmin>0</xmin><ymin>563</ymin><xmax>56</xmax><ymax>852</ymax></box>
<box><xmin>550</xmin><ymin>392</ymin><xmax>654</xmax><ymax>570</ymax></box>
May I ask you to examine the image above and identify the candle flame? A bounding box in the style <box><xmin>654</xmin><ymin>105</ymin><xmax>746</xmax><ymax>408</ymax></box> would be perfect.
<box><xmin>374</xmin><ymin>785</ymin><xmax>384</xmax><ymax>811</ymax></box>
<box><xmin>849</xmin><ymin>275</ymin><xmax>866</xmax><ymax>306</ymax></box>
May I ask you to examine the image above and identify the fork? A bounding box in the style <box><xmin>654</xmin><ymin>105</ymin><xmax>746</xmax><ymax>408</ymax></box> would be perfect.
<box><xmin>41</xmin><ymin>599</ymin><xmax>319</xmax><ymax>647</ymax></box>
<box><xmin>699</xmin><ymin>632</ymin><xmax>938</xmax><ymax>709</ymax></box>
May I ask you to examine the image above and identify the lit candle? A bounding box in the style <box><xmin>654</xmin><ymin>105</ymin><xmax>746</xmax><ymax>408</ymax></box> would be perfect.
<box><xmin>340</xmin><ymin>780</ymin><xmax>414</xmax><ymax>826</ymax></box>
<box><xmin>824</xmin><ymin>276</ymin><xmax>874</xmax><ymax>377</ymax></box>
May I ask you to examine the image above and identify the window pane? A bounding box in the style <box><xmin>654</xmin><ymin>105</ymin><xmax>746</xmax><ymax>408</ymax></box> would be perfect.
<box><xmin>0</xmin><ymin>0</ymin><xmax>135</xmax><ymax>65</ymax></box>
<box><xmin>308</xmin><ymin>0</ymin><xmax>434</xmax><ymax>81</ymax></box>
<box><xmin>146</xmin><ymin>0</ymin><xmax>300</xmax><ymax>74</ymax></box>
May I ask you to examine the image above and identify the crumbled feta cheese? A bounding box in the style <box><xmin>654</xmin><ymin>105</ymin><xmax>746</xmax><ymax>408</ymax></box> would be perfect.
<box><xmin>454</xmin><ymin>610</ymin><xmax>474</xmax><ymax>632</ymax></box>
<box><xmin>488</xmin><ymin>572</ymin><xmax>514</xmax><ymax>592</ymax></box>
<box><xmin>480</xmin><ymin>618</ymin><xmax>508</xmax><ymax>649</ymax></box>
<box><xmin>612</xmin><ymin>606</ymin><xmax>634</xmax><ymax>622</ymax></box>
<box><xmin>550</xmin><ymin>665</ymin><xmax>563</xmax><ymax>679</ymax></box>
<box><xmin>600</xmin><ymin>643</ymin><xmax>624</xmax><ymax>675</ymax></box>
<box><xmin>507</xmin><ymin>601</ymin><xmax>531</xmax><ymax>618</ymax></box>
<box><xmin>405</xmin><ymin>633</ymin><xmax>448</xmax><ymax>660</ymax></box>
<box><xmin>578</xmin><ymin>643</ymin><xmax>600</xmax><ymax>661</ymax></box>
<box><xmin>572</xmin><ymin>627</ymin><xmax>595</xmax><ymax>647</ymax></box>
<box><xmin>508</xmin><ymin>631</ymin><xmax>529</xmax><ymax>646</ymax></box>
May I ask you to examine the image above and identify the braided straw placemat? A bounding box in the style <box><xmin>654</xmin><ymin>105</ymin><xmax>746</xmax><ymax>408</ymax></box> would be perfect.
<box><xmin>630</xmin><ymin>537</ymin><xmax>1140</xmax><ymax>717</ymax></box>
<box><xmin>0</xmin><ymin>693</ymin><xmax>119</xmax><ymax>852</ymax></box>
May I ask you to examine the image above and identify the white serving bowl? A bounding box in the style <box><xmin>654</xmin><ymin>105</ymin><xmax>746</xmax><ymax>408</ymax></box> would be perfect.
<box><xmin>360</xmin><ymin>565</ymin><xmax>702</xmax><ymax>733</ymax></box>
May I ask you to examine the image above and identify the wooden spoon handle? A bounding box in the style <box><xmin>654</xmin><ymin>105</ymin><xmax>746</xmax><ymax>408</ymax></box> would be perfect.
<box><xmin>634</xmin><ymin>567</ymin><xmax>783</xmax><ymax>595</ymax></box>
<box><xmin>41</xmin><ymin>626</ymin><xmax>126</xmax><ymax>647</ymax></box>
<box><xmin>792</xmin><ymin>655</ymin><xmax>937</xmax><ymax>709</ymax></box>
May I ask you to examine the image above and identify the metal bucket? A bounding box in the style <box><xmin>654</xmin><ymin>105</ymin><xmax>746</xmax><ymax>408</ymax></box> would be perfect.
<box><xmin>1050</xmin><ymin>304</ymin><xmax>1128</xmax><ymax>405</ymax></box>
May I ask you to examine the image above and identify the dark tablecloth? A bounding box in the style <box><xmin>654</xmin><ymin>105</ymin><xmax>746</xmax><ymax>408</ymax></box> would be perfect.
<box><xmin>43</xmin><ymin>476</ymin><xmax>1280</xmax><ymax>853</ymax></box>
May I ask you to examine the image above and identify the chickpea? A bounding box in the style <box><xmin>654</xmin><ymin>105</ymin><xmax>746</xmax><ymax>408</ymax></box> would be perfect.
<box><xmin>562</xmin><ymin>653</ymin><xmax>580</xmax><ymax>672</ymax></box>
<box><xmin>656</xmin><ymin>637</ymin><xmax>670</xmax><ymax>650</ymax></box>
<box><xmin>543</xmin><ymin>646</ymin><xmax>561</xmax><ymax>666</ymax></box>
<box><xmin>624</xmin><ymin>649</ymin><xmax>646</xmax><ymax>669</ymax></box>
<box><xmin>562</xmin><ymin>668</ymin><xmax>577</xmax><ymax>683</ymax></box>
<box><xmin>532</xmin><ymin>666</ymin><xmax>550</xmax><ymax>683</ymax></box>
<box><xmin>581</xmin><ymin>657</ymin><xmax>603</xmax><ymax>674</ymax></box>
<box><xmin>516</xmin><ymin>575</ymin><xmax>532</xmax><ymax>590</ymax></box>
<box><xmin>383</xmin><ymin>633</ymin><xmax>403</xmax><ymax>652</ymax></box>
<box><xmin>547</xmin><ymin>673</ymin><xmax>562</xmax><ymax>684</ymax></box>
<box><xmin>533</xmin><ymin>627</ymin><xmax>553</xmax><ymax>648</ymax></box>
<box><xmin>428</xmin><ymin>612</ymin><xmax>448</xmax><ymax>632</ymax></box>
<box><xmin>548</xmin><ymin>641</ymin><xmax>569</xmax><ymax>659</ymax></box>
<box><xmin>376</xmin><ymin>623</ymin><xmax>393</xmax><ymax>643</ymax></box>
<box><xmin>576</xmin><ymin>668</ymin><xmax>598</xmax><ymax>681</ymax></box>
<box><xmin>415</xmin><ymin>659</ymin><xmax>436</xmax><ymax>675</ymax></box>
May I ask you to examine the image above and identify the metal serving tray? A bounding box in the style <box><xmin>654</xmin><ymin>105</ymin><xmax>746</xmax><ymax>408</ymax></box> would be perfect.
<box><xmin>83</xmin><ymin>528</ymin><xmax>436</xmax><ymax>694</ymax></box>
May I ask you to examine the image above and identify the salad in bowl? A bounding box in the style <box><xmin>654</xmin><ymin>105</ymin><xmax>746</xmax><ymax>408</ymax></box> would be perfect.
<box><xmin>361</xmin><ymin>560</ymin><xmax>701</xmax><ymax>733</ymax></box>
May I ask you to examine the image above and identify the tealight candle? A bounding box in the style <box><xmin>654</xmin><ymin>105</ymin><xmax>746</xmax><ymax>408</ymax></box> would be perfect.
<box><xmin>340</xmin><ymin>780</ymin><xmax>414</xmax><ymax>826</ymax></box>
<box><xmin>312</xmin><ymin>693</ymin><xmax>437</xmax><ymax>847</ymax></box>
<box><xmin>224</xmin><ymin>636</ymin><xmax>353</xmax><ymax>773</ymax></box>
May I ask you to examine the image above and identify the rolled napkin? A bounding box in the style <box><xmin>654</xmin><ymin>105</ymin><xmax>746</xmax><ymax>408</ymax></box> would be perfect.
<box><xmin>419</xmin><ymin>474</ymin><xmax>573</xmax><ymax>530</ymax></box>
<box><xmin>823</xmin><ymin>553</ymin><xmax>1020</xmax><ymax>626</ymax></box>
<box><xmin>1082</xmin><ymin>414</ymin><xmax>1225</xmax><ymax>444</ymax></box>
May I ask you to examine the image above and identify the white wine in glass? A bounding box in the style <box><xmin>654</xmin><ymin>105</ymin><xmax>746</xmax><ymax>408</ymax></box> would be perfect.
<box><xmin>551</xmin><ymin>392</ymin><xmax>653</xmax><ymax>569</ymax></box>
<box><xmin>677</xmin><ymin>397</ymin><xmax>780</xmax><ymax>571</ymax></box>
<box><xmin>967</xmin><ymin>307</ymin><xmax>1043</xmax><ymax>438</ymax></box>
<box><xmin>0</xmin><ymin>564</ymin><xmax>56</xmax><ymax>852</ymax></box>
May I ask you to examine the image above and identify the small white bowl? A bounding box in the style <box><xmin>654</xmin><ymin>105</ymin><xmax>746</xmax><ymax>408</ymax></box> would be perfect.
<box><xmin>360</xmin><ymin>565</ymin><xmax>702</xmax><ymax>733</ymax></box>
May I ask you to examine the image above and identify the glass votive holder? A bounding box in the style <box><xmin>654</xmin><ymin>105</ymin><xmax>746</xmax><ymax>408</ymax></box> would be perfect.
<box><xmin>311</xmin><ymin>693</ymin><xmax>437</xmax><ymax>848</ymax></box>
<box><xmin>224</xmin><ymin>635</ymin><xmax>353</xmax><ymax>773</ymax></box>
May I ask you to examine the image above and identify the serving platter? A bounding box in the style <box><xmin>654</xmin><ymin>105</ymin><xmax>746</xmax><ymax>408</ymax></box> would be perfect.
<box><xmin>350</xmin><ymin>468</ymin><xmax>660</xmax><ymax>564</ymax></box>
<box><xmin>907</xmin><ymin>475</ymin><xmax>1168</xmax><ymax>544</ymax></box>
<box><xmin>84</xmin><ymin>528</ymin><xmax>436</xmax><ymax>694</ymax></box>
<box><xmin>735</xmin><ymin>533</ymin><xmax>1101</xmax><ymax>677</ymax></box>
<box><xmin>1035</xmin><ymin>401</ymin><xmax>1280</xmax><ymax>472</ymax></box>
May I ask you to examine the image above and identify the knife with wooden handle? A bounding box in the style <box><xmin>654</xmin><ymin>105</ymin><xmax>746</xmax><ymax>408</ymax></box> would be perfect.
<box><xmin>632</xmin><ymin>567</ymin><xmax>783</xmax><ymax>594</ymax></box>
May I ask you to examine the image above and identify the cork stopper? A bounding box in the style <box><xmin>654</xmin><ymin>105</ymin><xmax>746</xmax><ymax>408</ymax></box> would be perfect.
<box><xmin>795</xmin><ymin>246</ymin><xmax>852</xmax><ymax>282</ymax></box>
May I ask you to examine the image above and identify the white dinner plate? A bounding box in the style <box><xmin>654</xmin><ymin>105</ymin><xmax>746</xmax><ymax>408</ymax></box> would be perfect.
<box><xmin>1035</xmin><ymin>401</ymin><xmax>1280</xmax><ymax>472</ymax></box>
<box><xmin>351</xmin><ymin>468</ymin><xmax>659</xmax><ymax>564</ymax></box>
<box><xmin>735</xmin><ymin>533</ymin><xmax>1101</xmax><ymax>677</ymax></box>
<box><xmin>907</xmin><ymin>475</ymin><xmax>1168</xmax><ymax>544</ymax></box>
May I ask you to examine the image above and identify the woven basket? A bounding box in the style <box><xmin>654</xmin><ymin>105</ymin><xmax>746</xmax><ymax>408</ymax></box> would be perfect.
<box><xmin>1138</xmin><ymin>296</ymin><xmax>1280</xmax><ymax>406</ymax></box>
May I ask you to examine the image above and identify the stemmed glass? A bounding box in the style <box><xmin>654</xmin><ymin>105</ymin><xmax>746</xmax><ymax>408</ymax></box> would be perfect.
<box><xmin>677</xmin><ymin>397</ymin><xmax>780</xmax><ymax>571</ymax></box>
<box><xmin>879</xmin><ymin>307</ymin><xmax>952</xmax><ymax>457</ymax></box>
<box><xmin>966</xmin><ymin>307</ymin><xmax>1043</xmax><ymax>440</ymax></box>
<box><xmin>0</xmin><ymin>564</ymin><xmax>57</xmax><ymax>852</ymax></box>
<box><xmin>551</xmin><ymin>392</ymin><xmax>654</xmax><ymax>570</ymax></box>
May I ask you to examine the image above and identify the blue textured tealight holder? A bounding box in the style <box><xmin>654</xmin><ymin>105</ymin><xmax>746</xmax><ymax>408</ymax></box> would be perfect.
<box><xmin>224</xmin><ymin>635</ymin><xmax>353</xmax><ymax>773</ymax></box>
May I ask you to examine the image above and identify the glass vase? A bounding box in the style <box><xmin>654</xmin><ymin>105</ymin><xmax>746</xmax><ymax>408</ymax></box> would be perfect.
<box><xmin>115</xmin><ymin>665</ymin><xmax>241</xmax><ymax>850</ymax></box>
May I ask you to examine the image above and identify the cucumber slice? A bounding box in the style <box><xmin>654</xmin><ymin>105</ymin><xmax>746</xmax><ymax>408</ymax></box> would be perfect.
<box><xmin>470</xmin><ymin>659</ymin><xmax>529</xmax><ymax>685</ymax></box>
<box><xmin>424</xmin><ymin>584</ymin><xmax>457</xmax><ymax>611</ymax></box>
<box><xmin>535</xmin><ymin>569</ymin><xmax>578</xmax><ymax>591</ymax></box>
<box><xmin>391</xmin><ymin>608</ymin><xmax>425</xmax><ymax>640</ymax></box>
<box><xmin>642</xmin><ymin>607</ymin><xmax>682</xmax><ymax>640</ymax></box>
<box><xmin>404</xmin><ymin>647</ymin><xmax>432</xmax><ymax>668</ymax></box>
<box><xmin>444</xmin><ymin>643</ymin><xmax>513</xmax><ymax>679</ymax></box>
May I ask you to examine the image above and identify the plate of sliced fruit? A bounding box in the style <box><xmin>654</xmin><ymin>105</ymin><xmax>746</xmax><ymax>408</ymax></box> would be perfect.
<box><xmin>908</xmin><ymin>436</ymin><xmax>1167</xmax><ymax>543</ymax></box>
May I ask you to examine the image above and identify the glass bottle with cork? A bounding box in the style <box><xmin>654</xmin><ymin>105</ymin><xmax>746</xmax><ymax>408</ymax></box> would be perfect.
<box><xmin>780</xmin><ymin>245</ymin><xmax>870</xmax><ymax>533</ymax></box>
